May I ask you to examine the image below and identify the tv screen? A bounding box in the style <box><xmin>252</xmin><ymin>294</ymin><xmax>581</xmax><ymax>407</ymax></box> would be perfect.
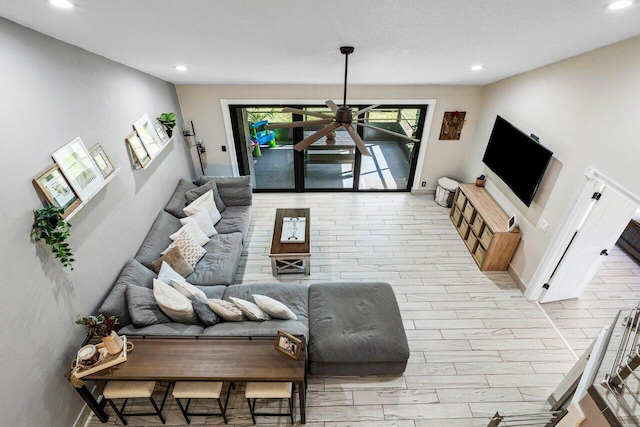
<box><xmin>482</xmin><ymin>116</ymin><xmax>553</xmax><ymax>207</ymax></box>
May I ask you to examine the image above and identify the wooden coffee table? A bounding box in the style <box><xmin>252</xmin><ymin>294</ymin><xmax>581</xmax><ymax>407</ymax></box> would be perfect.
<box><xmin>69</xmin><ymin>337</ymin><xmax>307</xmax><ymax>423</ymax></box>
<box><xmin>270</xmin><ymin>208</ymin><xmax>311</xmax><ymax>275</ymax></box>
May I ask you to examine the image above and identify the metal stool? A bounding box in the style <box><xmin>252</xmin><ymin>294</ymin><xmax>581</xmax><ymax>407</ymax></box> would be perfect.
<box><xmin>172</xmin><ymin>381</ymin><xmax>231</xmax><ymax>424</ymax></box>
<box><xmin>245</xmin><ymin>382</ymin><xmax>294</xmax><ymax>425</ymax></box>
<box><xmin>102</xmin><ymin>380</ymin><xmax>169</xmax><ymax>425</ymax></box>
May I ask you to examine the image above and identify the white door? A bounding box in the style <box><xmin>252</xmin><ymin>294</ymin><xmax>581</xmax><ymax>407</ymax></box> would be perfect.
<box><xmin>540</xmin><ymin>187</ymin><xmax>638</xmax><ymax>303</ymax></box>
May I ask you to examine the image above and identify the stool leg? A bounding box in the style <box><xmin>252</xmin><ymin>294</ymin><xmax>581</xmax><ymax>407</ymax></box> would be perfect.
<box><xmin>289</xmin><ymin>397</ymin><xmax>294</xmax><ymax>425</ymax></box>
<box><xmin>107</xmin><ymin>399</ymin><xmax>128</xmax><ymax>426</ymax></box>
<box><xmin>149</xmin><ymin>397</ymin><xmax>166</xmax><ymax>424</ymax></box>
<box><xmin>175</xmin><ymin>398</ymin><xmax>191</xmax><ymax>425</ymax></box>
<box><xmin>217</xmin><ymin>397</ymin><xmax>228</xmax><ymax>424</ymax></box>
<box><xmin>247</xmin><ymin>398</ymin><xmax>256</xmax><ymax>425</ymax></box>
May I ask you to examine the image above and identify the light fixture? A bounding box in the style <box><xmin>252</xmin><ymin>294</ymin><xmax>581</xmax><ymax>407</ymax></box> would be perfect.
<box><xmin>175</xmin><ymin>65</ymin><xmax>188</xmax><ymax>71</ymax></box>
<box><xmin>606</xmin><ymin>0</ymin><xmax>634</xmax><ymax>9</ymax></box>
<box><xmin>471</xmin><ymin>64</ymin><xmax>483</xmax><ymax>71</ymax></box>
<box><xmin>49</xmin><ymin>0</ymin><xmax>74</xmax><ymax>8</ymax></box>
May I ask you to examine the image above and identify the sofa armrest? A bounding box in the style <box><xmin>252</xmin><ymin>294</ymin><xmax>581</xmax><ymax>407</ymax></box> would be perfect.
<box><xmin>194</xmin><ymin>176</ymin><xmax>252</xmax><ymax>207</ymax></box>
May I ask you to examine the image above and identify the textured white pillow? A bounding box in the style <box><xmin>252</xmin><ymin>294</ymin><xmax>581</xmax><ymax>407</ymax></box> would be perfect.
<box><xmin>180</xmin><ymin>209</ymin><xmax>217</xmax><ymax>238</ymax></box>
<box><xmin>206</xmin><ymin>299</ymin><xmax>246</xmax><ymax>322</ymax></box>
<box><xmin>157</xmin><ymin>261</ymin><xmax>186</xmax><ymax>285</ymax></box>
<box><xmin>229</xmin><ymin>297</ymin><xmax>271</xmax><ymax>321</ymax></box>
<box><xmin>152</xmin><ymin>279</ymin><xmax>198</xmax><ymax>324</ymax></box>
<box><xmin>183</xmin><ymin>190</ymin><xmax>222</xmax><ymax>224</ymax></box>
<box><xmin>170</xmin><ymin>221</ymin><xmax>209</xmax><ymax>246</ymax></box>
<box><xmin>161</xmin><ymin>231</ymin><xmax>206</xmax><ymax>268</ymax></box>
<box><xmin>170</xmin><ymin>279</ymin><xmax>207</xmax><ymax>301</ymax></box>
<box><xmin>253</xmin><ymin>294</ymin><xmax>298</xmax><ymax>320</ymax></box>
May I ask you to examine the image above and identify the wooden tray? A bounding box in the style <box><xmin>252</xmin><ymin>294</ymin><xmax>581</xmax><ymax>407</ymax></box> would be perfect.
<box><xmin>73</xmin><ymin>335</ymin><xmax>128</xmax><ymax>379</ymax></box>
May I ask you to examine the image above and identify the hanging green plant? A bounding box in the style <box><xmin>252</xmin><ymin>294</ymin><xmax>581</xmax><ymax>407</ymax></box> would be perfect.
<box><xmin>31</xmin><ymin>206</ymin><xmax>75</xmax><ymax>270</ymax></box>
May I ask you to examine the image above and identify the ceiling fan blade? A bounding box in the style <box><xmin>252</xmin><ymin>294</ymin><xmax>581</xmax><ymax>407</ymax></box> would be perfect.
<box><xmin>354</xmin><ymin>104</ymin><xmax>380</xmax><ymax>118</ymax></box>
<box><xmin>281</xmin><ymin>107</ymin><xmax>334</xmax><ymax>119</ymax></box>
<box><xmin>354</xmin><ymin>122</ymin><xmax>420</xmax><ymax>143</ymax></box>
<box><xmin>266</xmin><ymin>119</ymin><xmax>332</xmax><ymax>129</ymax></box>
<box><xmin>293</xmin><ymin>122</ymin><xmax>341</xmax><ymax>152</ymax></box>
<box><xmin>325</xmin><ymin>100</ymin><xmax>339</xmax><ymax>114</ymax></box>
<box><xmin>343</xmin><ymin>124</ymin><xmax>371</xmax><ymax>157</ymax></box>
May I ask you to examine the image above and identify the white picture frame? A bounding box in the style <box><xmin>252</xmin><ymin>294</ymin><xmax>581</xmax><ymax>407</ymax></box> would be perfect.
<box><xmin>134</xmin><ymin>114</ymin><xmax>162</xmax><ymax>158</ymax></box>
<box><xmin>52</xmin><ymin>137</ymin><xmax>104</xmax><ymax>201</ymax></box>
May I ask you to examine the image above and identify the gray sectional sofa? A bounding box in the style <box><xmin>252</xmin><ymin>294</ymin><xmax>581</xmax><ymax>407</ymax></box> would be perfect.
<box><xmin>96</xmin><ymin>176</ymin><xmax>410</xmax><ymax>376</ymax></box>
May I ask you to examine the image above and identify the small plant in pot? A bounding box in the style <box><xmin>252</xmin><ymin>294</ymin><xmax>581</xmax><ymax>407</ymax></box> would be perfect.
<box><xmin>157</xmin><ymin>112</ymin><xmax>177</xmax><ymax>137</ymax></box>
<box><xmin>31</xmin><ymin>206</ymin><xmax>74</xmax><ymax>270</ymax></box>
<box><xmin>75</xmin><ymin>313</ymin><xmax>123</xmax><ymax>355</ymax></box>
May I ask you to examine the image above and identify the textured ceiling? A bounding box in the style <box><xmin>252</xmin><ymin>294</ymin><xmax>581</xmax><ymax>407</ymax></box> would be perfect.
<box><xmin>1</xmin><ymin>0</ymin><xmax>639</xmax><ymax>85</ymax></box>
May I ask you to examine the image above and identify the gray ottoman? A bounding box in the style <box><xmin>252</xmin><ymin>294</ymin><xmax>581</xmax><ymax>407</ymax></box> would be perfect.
<box><xmin>307</xmin><ymin>282</ymin><xmax>409</xmax><ymax>376</ymax></box>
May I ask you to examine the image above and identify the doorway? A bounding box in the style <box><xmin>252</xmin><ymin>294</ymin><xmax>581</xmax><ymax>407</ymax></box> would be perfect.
<box><xmin>228</xmin><ymin>104</ymin><xmax>427</xmax><ymax>192</ymax></box>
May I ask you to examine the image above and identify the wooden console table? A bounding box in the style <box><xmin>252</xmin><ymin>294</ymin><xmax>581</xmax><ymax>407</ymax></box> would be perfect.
<box><xmin>68</xmin><ymin>336</ymin><xmax>307</xmax><ymax>423</ymax></box>
<box><xmin>270</xmin><ymin>208</ymin><xmax>311</xmax><ymax>275</ymax></box>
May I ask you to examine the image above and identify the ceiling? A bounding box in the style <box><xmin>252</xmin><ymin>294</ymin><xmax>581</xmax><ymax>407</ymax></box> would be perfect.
<box><xmin>1</xmin><ymin>0</ymin><xmax>639</xmax><ymax>86</ymax></box>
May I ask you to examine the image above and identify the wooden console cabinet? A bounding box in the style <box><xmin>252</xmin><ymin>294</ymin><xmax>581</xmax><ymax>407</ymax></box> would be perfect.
<box><xmin>450</xmin><ymin>183</ymin><xmax>520</xmax><ymax>271</ymax></box>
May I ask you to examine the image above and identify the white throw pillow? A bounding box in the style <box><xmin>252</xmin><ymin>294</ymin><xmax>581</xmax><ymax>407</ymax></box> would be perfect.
<box><xmin>170</xmin><ymin>279</ymin><xmax>207</xmax><ymax>301</ymax></box>
<box><xmin>253</xmin><ymin>294</ymin><xmax>298</xmax><ymax>320</ymax></box>
<box><xmin>170</xmin><ymin>221</ymin><xmax>209</xmax><ymax>247</ymax></box>
<box><xmin>229</xmin><ymin>297</ymin><xmax>271</xmax><ymax>321</ymax></box>
<box><xmin>161</xmin><ymin>231</ymin><xmax>206</xmax><ymax>268</ymax></box>
<box><xmin>152</xmin><ymin>279</ymin><xmax>198</xmax><ymax>324</ymax></box>
<box><xmin>157</xmin><ymin>261</ymin><xmax>186</xmax><ymax>285</ymax></box>
<box><xmin>180</xmin><ymin>210</ymin><xmax>217</xmax><ymax>238</ymax></box>
<box><xmin>206</xmin><ymin>299</ymin><xmax>246</xmax><ymax>322</ymax></box>
<box><xmin>183</xmin><ymin>190</ymin><xmax>222</xmax><ymax>224</ymax></box>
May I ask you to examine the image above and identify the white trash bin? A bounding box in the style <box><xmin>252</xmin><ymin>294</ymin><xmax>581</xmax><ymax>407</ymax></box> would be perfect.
<box><xmin>434</xmin><ymin>177</ymin><xmax>459</xmax><ymax>207</ymax></box>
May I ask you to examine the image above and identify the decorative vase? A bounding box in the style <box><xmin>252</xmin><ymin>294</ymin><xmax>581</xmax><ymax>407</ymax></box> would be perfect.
<box><xmin>475</xmin><ymin>178</ymin><xmax>486</xmax><ymax>187</ymax></box>
<box><xmin>102</xmin><ymin>331</ymin><xmax>123</xmax><ymax>355</ymax></box>
<box><xmin>166</xmin><ymin>128</ymin><xmax>173</xmax><ymax>138</ymax></box>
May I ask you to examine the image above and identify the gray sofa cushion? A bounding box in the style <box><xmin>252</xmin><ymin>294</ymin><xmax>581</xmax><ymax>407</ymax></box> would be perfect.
<box><xmin>185</xmin><ymin>180</ymin><xmax>226</xmax><ymax>213</ymax></box>
<box><xmin>126</xmin><ymin>285</ymin><xmax>171</xmax><ymax>327</ymax></box>
<box><xmin>97</xmin><ymin>260</ymin><xmax>155</xmax><ymax>327</ymax></box>
<box><xmin>118</xmin><ymin>323</ymin><xmax>205</xmax><ymax>336</ymax></box>
<box><xmin>223</xmin><ymin>283</ymin><xmax>309</xmax><ymax>326</ymax></box>
<box><xmin>216</xmin><ymin>206</ymin><xmax>252</xmax><ymax>241</ymax></box>
<box><xmin>134</xmin><ymin>211</ymin><xmax>182</xmax><ymax>270</ymax></box>
<box><xmin>187</xmin><ymin>232</ymin><xmax>243</xmax><ymax>286</ymax></box>
<box><xmin>192</xmin><ymin>296</ymin><xmax>220</xmax><ymax>326</ymax></box>
<box><xmin>202</xmin><ymin>319</ymin><xmax>308</xmax><ymax>338</ymax></box>
<box><xmin>164</xmin><ymin>179</ymin><xmax>197</xmax><ymax>218</ymax></box>
<box><xmin>194</xmin><ymin>176</ymin><xmax>252</xmax><ymax>206</ymax></box>
<box><xmin>196</xmin><ymin>285</ymin><xmax>227</xmax><ymax>299</ymax></box>
<box><xmin>307</xmin><ymin>282</ymin><xmax>409</xmax><ymax>366</ymax></box>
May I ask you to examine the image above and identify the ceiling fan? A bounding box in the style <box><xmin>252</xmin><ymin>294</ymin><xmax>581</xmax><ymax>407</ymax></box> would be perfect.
<box><xmin>266</xmin><ymin>46</ymin><xmax>419</xmax><ymax>157</ymax></box>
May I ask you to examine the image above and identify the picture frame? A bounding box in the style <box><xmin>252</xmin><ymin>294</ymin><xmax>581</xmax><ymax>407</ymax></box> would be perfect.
<box><xmin>52</xmin><ymin>137</ymin><xmax>105</xmax><ymax>201</ymax></box>
<box><xmin>275</xmin><ymin>330</ymin><xmax>302</xmax><ymax>360</ymax></box>
<box><xmin>89</xmin><ymin>144</ymin><xmax>115</xmax><ymax>178</ymax></box>
<box><xmin>134</xmin><ymin>114</ymin><xmax>162</xmax><ymax>158</ymax></box>
<box><xmin>33</xmin><ymin>164</ymin><xmax>82</xmax><ymax>219</ymax></box>
<box><xmin>154</xmin><ymin>120</ymin><xmax>170</xmax><ymax>145</ymax></box>
<box><xmin>439</xmin><ymin>111</ymin><xmax>467</xmax><ymax>140</ymax></box>
<box><xmin>126</xmin><ymin>131</ymin><xmax>151</xmax><ymax>168</ymax></box>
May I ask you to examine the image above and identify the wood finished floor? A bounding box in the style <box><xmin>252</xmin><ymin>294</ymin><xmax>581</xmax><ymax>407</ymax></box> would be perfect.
<box><xmin>85</xmin><ymin>192</ymin><xmax>640</xmax><ymax>426</ymax></box>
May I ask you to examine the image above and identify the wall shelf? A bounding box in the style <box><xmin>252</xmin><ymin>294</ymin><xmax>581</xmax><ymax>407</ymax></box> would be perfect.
<box><xmin>134</xmin><ymin>136</ymin><xmax>174</xmax><ymax>170</ymax></box>
<box><xmin>66</xmin><ymin>167</ymin><xmax>121</xmax><ymax>220</ymax></box>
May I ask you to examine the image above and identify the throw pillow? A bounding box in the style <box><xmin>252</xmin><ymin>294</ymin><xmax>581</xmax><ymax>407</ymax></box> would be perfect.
<box><xmin>192</xmin><ymin>296</ymin><xmax>220</xmax><ymax>326</ymax></box>
<box><xmin>206</xmin><ymin>299</ymin><xmax>246</xmax><ymax>322</ymax></box>
<box><xmin>170</xmin><ymin>279</ymin><xmax>207</xmax><ymax>301</ymax></box>
<box><xmin>253</xmin><ymin>294</ymin><xmax>298</xmax><ymax>320</ymax></box>
<box><xmin>152</xmin><ymin>279</ymin><xmax>198</xmax><ymax>324</ymax></box>
<box><xmin>151</xmin><ymin>246</ymin><xmax>193</xmax><ymax>278</ymax></box>
<box><xmin>126</xmin><ymin>284</ymin><xmax>171</xmax><ymax>327</ymax></box>
<box><xmin>169</xmin><ymin>221</ymin><xmax>209</xmax><ymax>247</ymax></box>
<box><xmin>183</xmin><ymin>190</ymin><xmax>222</xmax><ymax>224</ymax></box>
<box><xmin>229</xmin><ymin>297</ymin><xmax>271</xmax><ymax>321</ymax></box>
<box><xmin>185</xmin><ymin>180</ymin><xmax>226</xmax><ymax>213</ymax></box>
<box><xmin>161</xmin><ymin>231</ymin><xmax>206</xmax><ymax>268</ymax></box>
<box><xmin>157</xmin><ymin>261</ymin><xmax>186</xmax><ymax>285</ymax></box>
<box><xmin>180</xmin><ymin>209</ymin><xmax>217</xmax><ymax>238</ymax></box>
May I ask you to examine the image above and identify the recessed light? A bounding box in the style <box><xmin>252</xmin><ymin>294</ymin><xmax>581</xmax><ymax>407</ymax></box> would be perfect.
<box><xmin>606</xmin><ymin>0</ymin><xmax>634</xmax><ymax>10</ymax></box>
<box><xmin>471</xmin><ymin>65</ymin><xmax>483</xmax><ymax>71</ymax></box>
<box><xmin>49</xmin><ymin>0</ymin><xmax>74</xmax><ymax>8</ymax></box>
<box><xmin>175</xmin><ymin>65</ymin><xmax>188</xmax><ymax>71</ymax></box>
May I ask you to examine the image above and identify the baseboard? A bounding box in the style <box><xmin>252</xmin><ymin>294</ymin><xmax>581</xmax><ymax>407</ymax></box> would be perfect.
<box><xmin>410</xmin><ymin>187</ymin><xmax>436</xmax><ymax>195</ymax></box>
<box><xmin>508</xmin><ymin>264</ymin><xmax>527</xmax><ymax>294</ymax></box>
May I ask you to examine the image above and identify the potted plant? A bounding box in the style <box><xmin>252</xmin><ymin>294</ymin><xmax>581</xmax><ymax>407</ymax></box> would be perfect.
<box><xmin>75</xmin><ymin>313</ymin><xmax>123</xmax><ymax>354</ymax></box>
<box><xmin>157</xmin><ymin>112</ymin><xmax>177</xmax><ymax>137</ymax></box>
<box><xmin>31</xmin><ymin>206</ymin><xmax>74</xmax><ymax>270</ymax></box>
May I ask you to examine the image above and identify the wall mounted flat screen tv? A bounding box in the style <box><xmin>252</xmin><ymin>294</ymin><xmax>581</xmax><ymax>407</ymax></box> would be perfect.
<box><xmin>482</xmin><ymin>115</ymin><xmax>553</xmax><ymax>207</ymax></box>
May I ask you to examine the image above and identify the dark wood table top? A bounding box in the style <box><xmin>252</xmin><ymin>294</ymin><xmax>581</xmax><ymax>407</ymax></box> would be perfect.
<box><xmin>270</xmin><ymin>208</ymin><xmax>310</xmax><ymax>256</ymax></box>
<box><xmin>79</xmin><ymin>337</ymin><xmax>305</xmax><ymax>382</ymax></box>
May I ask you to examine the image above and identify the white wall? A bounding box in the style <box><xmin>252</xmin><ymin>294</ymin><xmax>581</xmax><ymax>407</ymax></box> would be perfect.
<box><xmin>462</xmin><ymin>35</ymin><xmax>640</xmax><ymax>287</ymax></box>
<box><xmin>176</xmin><ymin>84</ymin><xmax>485</xmax><ymax>190</ymax></box>
<box><xmin>0</xmin><ymin>18</ymin><xmax>193</xmax><ymax>427</ymax></box>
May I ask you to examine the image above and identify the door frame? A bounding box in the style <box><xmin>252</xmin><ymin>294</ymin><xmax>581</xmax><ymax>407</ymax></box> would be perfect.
<box><xmin>525</xmin><ymin>167</ymin><xmax>640</xmax><ymax>301</ymax></box>
<box><xmin>220</xmin><ymin>98</ymin><xmax>437</xmax><ymax>192</ymax></box>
